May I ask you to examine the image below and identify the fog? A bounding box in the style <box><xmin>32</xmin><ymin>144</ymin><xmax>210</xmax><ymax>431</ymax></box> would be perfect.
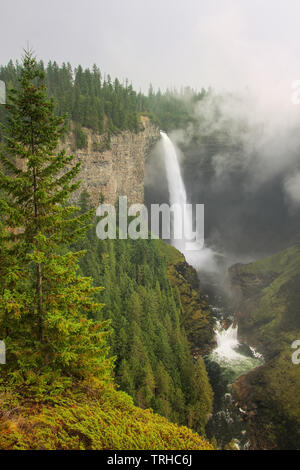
<box><xmin>146</xmin><ymin>87</ymin><xmax>300</xmax><ymax>272</ymax></box>
<box><xmin>2</xmin><ymin>0</ymin><xmax>300</xmax><ymax>93</ymax></box>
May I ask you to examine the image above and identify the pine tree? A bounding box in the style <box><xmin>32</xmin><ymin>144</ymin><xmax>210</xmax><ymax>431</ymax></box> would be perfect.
<box><xmin>0</xmin><ymin>51</ymin><xmax>113</xmax><ymax>394</ymax></box>
<box><xmin>188</xmin><ymin>358</ymin><xmax>214</xmax><ymax>434</ymax></box>
<box><xmin>118</xmin><ymin>359</ymin><xmax>134</xmax><ymax>396</ymax></box>
<box><xmin>140</xmin><ymin>360</ymin><xmax>155</xmax><ymax>408</ymax></box>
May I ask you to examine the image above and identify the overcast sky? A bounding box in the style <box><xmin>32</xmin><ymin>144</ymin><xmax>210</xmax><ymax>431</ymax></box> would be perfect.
<box><xmin>1</xmin><ymin>0</ymin><xmax>300</xmax><ymax>93</ymax></box>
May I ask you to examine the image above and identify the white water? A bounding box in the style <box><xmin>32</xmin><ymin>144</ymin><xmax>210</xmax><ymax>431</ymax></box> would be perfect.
<box><xmin>160</xmin><ymin>131</ymin><xmax>191</xmax><ymax>252</ymax></box>
<box><xmin>211</xmin><ymin>318</ymin><xmax>263</xmax><ymax>373</ymax></box>
<box><xmin>160</xmin><ymin>131</ymin><xmax>214</xmax><ymax>267</ymax></box>
<box><xmin>160</xmin><ymin>131</ymin><xmax>187</xmax><ymax>219</ymax></box>
<box><xmin>214</xmin><ymin>322</ymin><xmax>242</xmax><ymax>361</ymax></box>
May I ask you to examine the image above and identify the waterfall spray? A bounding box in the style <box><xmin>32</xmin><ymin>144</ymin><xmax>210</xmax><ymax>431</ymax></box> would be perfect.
<box><xmin>160</xmin><ymin>131</ymin><xmax>214</xmax><ymax>269</ymax></box>
<box><xmin>160</xmin><ymin>131</ymin><xmax>192</xmax><ymax>252</ymax></box>
<box><xmin>214</xmin><ymin>323</ymin><xmax>242</xmax><ymax>361</ymax></box>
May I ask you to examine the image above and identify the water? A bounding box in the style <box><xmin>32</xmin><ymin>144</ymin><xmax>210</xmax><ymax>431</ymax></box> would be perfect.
<box><xmin>160</xmin><ymin>131</ymin><xmax>212</xmax><ymax>264</ymax></box>
<box><xmin>215</xmin><ymin>322</ymin><xmax>240</xmax><ymax>360</ymax></box>
<box><xmin>211</xmin><ymin>319</ymin><xmax>263</xmax><ymax>377</ymax></box>
<box><xmin>161</xmin><ymin>131</ymin><xmax>264</xmax><ymax>449</ymax></box>
<box><xmin>160</xmin><ymin>131</ymin><xmax>187</xmax><ymax>224</ymax></box>
<box><xmin>205</xmin><ymin>308</ymin><xmax>263</xmax><ymax>449</ymax></box>
<box><xmin>160</xmin><ymin>130</ymin><xmax>191</xmax><ymax>253</ymax></box>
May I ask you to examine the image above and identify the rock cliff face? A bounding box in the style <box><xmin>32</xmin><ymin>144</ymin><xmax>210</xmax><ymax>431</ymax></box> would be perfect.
<box><xmin>154</xmin><ymin>240</ymin><xmax>214</xmax><ymax>355</ymax></box>
<box><xmin>63</xmin><ymin>117</ymin><xmax>160</xmax><ymax>206</ymax></box>
<box><xmin>230</xmin><ymin>244</ymin><xmax>300</xmax><ymax>449</ymax></box>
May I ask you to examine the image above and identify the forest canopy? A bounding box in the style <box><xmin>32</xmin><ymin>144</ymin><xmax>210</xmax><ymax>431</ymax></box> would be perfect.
<box><xmin>0</xmin><ymin>59</ymin><xmax>208</xmax><ymax>143</ymax></box>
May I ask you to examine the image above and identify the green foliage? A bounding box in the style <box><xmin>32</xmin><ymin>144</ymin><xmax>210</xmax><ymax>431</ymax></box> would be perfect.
<box><xmin>157</xmin><ymin>241</ymin><xmax>214</xmax><ymax>350</ymax></box>
<box><xmin>0</xmin><ymin>61</ymin><xmax>141</xmax><ymax>140</ymax></box>
<box><xmin>0</xmin><ymin>385</ymin><xmax>213</xmax><ymax>450</ymax></box>
<box><xmin>74</xmin><ymin>124</ymin><xmax>88</xmax><ymax>149</ymax></box>
<box><xmin>231</xmin><ymin>243</ymin><xmax>300</xmax><ymax>449</ymax></box>
<box><xmin>145</xmin><ymin>86</ymin><xmax>207</xmax><ymax>131</ymax></box>
<box><xmin>0</xmin><ymin>53</ymin><xmax>214</xmax><ymax>450</ymax></box>
<box><xmin>0</xmin><ymin>60</ymin><xmax>210</xmax><ymax>144</ymax></box>
<box><xmin>73</xmin><ymin>195</ymin><xmax>214</xmax><ymax>434</ymax></box>
<box><xmin>0</xmin><ymin>51</ymin><xmax>113</xmax><ymax>394</ymax></box>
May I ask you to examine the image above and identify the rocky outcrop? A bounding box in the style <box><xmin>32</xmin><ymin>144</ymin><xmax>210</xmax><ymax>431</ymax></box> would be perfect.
<box><xmin>63</xmin><ymin>116</ymin><xmax>160</xmax><ymax>206</ymax></box>
<box><xmin>232</xmin><ymin>371</ymin><xmax>275</xmax><ymax>450</ymax></box>
<box><xmin>154</xmin><ymin>240</ymin><xmax>215</xmax><ymax>355</ymax></box>
<box><xmin>229</xmin><ymin>244</ymin><xmax>300</xmax><ymax>449</ymax></box>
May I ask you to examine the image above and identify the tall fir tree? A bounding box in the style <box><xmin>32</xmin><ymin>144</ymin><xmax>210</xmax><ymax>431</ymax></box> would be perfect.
<box><xmin>0</xmin><ymin>51</ymin><xmax>113</xmax><ymax>395</ymax></box>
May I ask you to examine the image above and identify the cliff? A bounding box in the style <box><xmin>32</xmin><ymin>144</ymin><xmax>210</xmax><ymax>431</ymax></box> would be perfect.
<box><xmin>230</xmin><ymin>243</ymin><xmax>300</xmax><ymax>449</ymax></box>
<box><xmin>63</xmin><ymin>116</ymin><xmax>160</xmax><ymax>206</ymax></box>
<box><xmin>154</xmin><ymin>240</ymin><xmax>215</xmax><ymax>354</ymax></box>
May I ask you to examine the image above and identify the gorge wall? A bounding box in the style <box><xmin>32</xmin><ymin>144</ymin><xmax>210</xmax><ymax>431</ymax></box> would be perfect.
<box><xmin>230</xmin><ymin>245</ymin><xmax>300</xmax><ymax>449</ymax></box>
<box><xmin>63</xmin><ymin>116</ymin><xmax>160</xmax><ymax>206</ymax></box>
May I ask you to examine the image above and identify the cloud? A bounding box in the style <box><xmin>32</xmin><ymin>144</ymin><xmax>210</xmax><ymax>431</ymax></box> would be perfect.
<box><xmin>2</xmin><ymin>0</ymin><xmax>300</xmax><ymax>93</ymax></box>
<box><xmin>284</xmin><ymin>172</ymin><xmax>300</xmax><ymax>207</ymax></box>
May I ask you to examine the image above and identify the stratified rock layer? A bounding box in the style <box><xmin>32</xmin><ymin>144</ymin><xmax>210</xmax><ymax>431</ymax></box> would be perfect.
<box><xmin>63</xmin><ymin>117</ymin><xmax>160</xmax><ymax>206</ymax></box>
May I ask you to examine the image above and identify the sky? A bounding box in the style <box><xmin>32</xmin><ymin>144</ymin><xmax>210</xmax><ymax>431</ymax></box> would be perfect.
<box><xmin>1</xmin><ymin>0</ymin><xmax>300</xmax><ymax>93</ymax></box>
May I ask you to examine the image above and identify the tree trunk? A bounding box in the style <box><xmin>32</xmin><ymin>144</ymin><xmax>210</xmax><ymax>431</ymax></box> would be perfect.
<box><xmin>37</xmin><ymin>262</ymin><xmax>43</xmax><ymax>342</ymax></box>
<box><xmin>31</xmin><ymin>117</ymin><xmax>43</xmax><ymax>343</ymax></box>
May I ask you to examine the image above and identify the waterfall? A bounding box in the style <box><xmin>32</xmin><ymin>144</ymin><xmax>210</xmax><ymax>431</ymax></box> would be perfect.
<box><xmin>160</xmin><ymin>130</ymin><xmax>262</xmax><ymax>365</ymax></box>
<box><xmin>160</xmin><ymin>131</ymin><xmax>187</xmax><ymax>213</ymax></box>
<box><xmin>160</xmin><ymin>131</ymin><xmax>243</xmax><ymax>363</ymax></box>
<box><xmin>212</xmin><ymin>320</ymin><xmax>264</xmax><ymax>368</ymax></box>
<box><xmin>160</xmin><ymin>130</ymin><xmax>214</xmax><ymax>269</ymax></box>
<box><xmin>160</xmin><ymin>131</ymin><xmax>192</xmax><ymax>252</ymax></box>
<box><xmin>214</xmin><ymin>323</ymin><xmax>242</xmax><ymax>361</ymax></box>
<box><xmin>160</xmin><ymin>130</ymin><xmax>264</xmax><ymax>448</ymax></box>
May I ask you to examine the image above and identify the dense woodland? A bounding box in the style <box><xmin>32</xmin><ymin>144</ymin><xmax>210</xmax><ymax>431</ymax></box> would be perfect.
<box><xmin>0</xmin><ymin>60</ymin><xmax>207</xmax><ymax>147</ymax></box>
<box><xmin>0</xmin><ymin>54</ymin><xmax>213</xmax><ymax>449</ymax></box>
<box><xmin>74</xmin><ymin>192</ymin><xmax>213</xmax><ymax>433</ymax></box>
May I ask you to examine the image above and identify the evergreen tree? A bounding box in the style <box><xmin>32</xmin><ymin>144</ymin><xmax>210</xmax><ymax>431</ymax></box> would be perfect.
<box><xmin>0</xmin><ymin>51</ymin><xmax>112</xmax><ymax>394</ymax></box>
<box><xmin>72</xmin><ymin>204</ymin><xmax>214</xmax><ymax>430</ymax></box>
<box><xmin>188</xmin><ymin>358</ymin><xmax>214</xmax><ymax>434</ymax></box>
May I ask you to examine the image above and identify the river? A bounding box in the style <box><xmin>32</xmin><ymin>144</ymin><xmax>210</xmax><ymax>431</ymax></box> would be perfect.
<box><xmin>161</xmin><ymin>131</ymin><xmax>264</xmax><ymax>449</ymax></box>
<box><xmin>203</xmin><ymin>288</ymin><xmax>263</xmax><ymax>449</ymax></box>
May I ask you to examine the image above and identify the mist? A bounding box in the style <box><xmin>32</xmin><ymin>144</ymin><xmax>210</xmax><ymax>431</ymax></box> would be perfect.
<box><xmin>2</xmin><ymin>1</ymin><xmax>300</xmax><ymax>93</ymax></box>
<box><xmin>145</xmin><ymin>86</ymin><xmax>300</xmax><ymax>276</ymax></box>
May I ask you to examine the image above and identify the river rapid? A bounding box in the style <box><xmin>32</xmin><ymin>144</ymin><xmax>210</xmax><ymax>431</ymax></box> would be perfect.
<box><xmin>160</xmin><ymin>131</ymin><xmax>264</xmax><ymax>449</ymax></box>
<box><xmin>203</xmin><ymin>285</ymin><xmax>263</xmax><ymax>450</ymax></box>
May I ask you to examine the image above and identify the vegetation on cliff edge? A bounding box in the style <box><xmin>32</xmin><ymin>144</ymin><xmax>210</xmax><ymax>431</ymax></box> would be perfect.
<box><xmin>230</xmin><ymin>243</ymin><xmax>300</xmax><ymax>449</ymax></box>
